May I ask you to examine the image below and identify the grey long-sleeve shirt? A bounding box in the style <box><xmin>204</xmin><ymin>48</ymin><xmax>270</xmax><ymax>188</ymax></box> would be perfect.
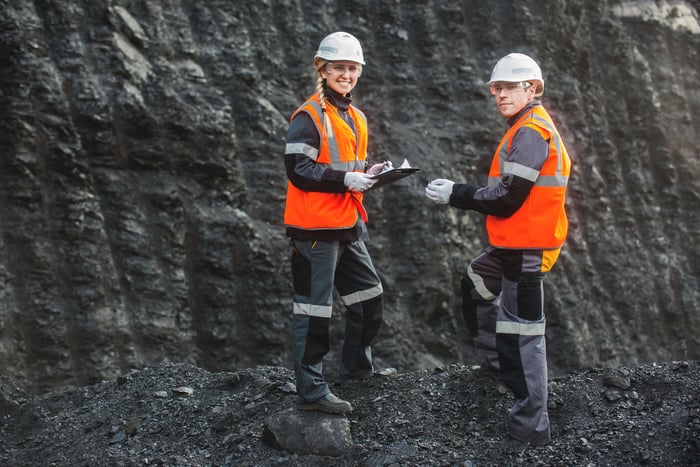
<box><xmin>450</xmin><ymin>101</ymin><xmax>550</xmax><ymax>218</ymax></box>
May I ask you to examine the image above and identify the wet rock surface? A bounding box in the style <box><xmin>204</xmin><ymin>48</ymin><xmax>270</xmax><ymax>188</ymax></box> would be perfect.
<box><xmin>1</xmin><ymin>361</ymin><xmax>698</xmax><ymax>466</ymax></box>
<box><xmin>1</xmin><ymin>0</ymin><xmax>699</xmax><ymax>394</ymax></box>
<box><xmin>1</xmin><ymin>2</ymin><xmax>699</xmax><ymax>464</ymax></box>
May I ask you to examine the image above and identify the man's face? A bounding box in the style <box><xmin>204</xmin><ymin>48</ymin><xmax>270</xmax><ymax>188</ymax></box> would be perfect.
<box><xmin>490</xmin><ymin>81</ymin><xmax>536</xmax><ymax>118</ymax></box>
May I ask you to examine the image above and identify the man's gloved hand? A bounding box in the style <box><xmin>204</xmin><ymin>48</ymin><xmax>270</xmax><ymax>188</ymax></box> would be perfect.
<box><xmin>344</xmin><ymin>172</ymin><xmax>378</xmax><ymax>192</ymax></box>
<box><xmin>367</xmin><ymin>161</ymin><xmax>393</xmax><ymax>176</ymax></box>
<box><xmin>425</xmin><ymin>178</ymin><xmax>455</xmax><ymax>204</ymax></box>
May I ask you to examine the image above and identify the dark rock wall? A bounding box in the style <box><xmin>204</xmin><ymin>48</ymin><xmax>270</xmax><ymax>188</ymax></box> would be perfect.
<box><xmin>0</xmin><ymin>0</ymin><xmax>698</xmax><ymax>393</ymax></box>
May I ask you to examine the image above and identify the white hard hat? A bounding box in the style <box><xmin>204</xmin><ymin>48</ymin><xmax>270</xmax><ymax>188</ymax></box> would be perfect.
<box><xmin>488</xmin><ymin>53</ymin><xmax>544</xmax><ymax>96</ymax></box>
<box><xmin>315</xmin><ymin>31</ymin><xmax>365</xmax><ymax>65</ymax></box>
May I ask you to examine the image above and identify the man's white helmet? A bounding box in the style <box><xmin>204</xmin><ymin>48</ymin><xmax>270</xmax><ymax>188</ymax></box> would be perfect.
<box><xmin>488</xmin><ymin>53</ymin><xmax>544</xmax><ymax>96</ymax></box>
<box><xmin>315</xmin><ymin>32</ymin><xmax>365</xmax><ymax>65</ymax></box>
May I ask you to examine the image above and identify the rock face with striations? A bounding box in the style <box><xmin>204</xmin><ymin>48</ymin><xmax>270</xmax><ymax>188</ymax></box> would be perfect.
<box><xmin>0</xmin><ymin>0</ymin><xmax>698</xmax><ymax>393</ymax></box>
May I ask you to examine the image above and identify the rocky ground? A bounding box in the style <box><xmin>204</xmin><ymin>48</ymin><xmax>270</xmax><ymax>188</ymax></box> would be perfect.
<box><xmin>3</xmin><ymin>0</ymin><xmax>700</xmax><ymax>395</ymax></box>
<box><xmin>1</xmin><ymin>360</ymin><xmax>699</xmax><ymax>466</ymax></box>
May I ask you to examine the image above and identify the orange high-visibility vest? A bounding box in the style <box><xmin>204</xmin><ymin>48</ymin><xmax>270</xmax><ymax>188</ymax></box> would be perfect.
<box><xmin>284</xmin><ymin>94</ymin><xmax>368</xmax><ymax>231</ymax></box>
<box><xmin>486</xmin><ymin>106</ymin><xmax>571</xmax><ymax>249</ymax></box>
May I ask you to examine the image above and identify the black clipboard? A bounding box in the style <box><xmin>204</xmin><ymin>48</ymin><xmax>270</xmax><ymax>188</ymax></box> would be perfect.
<box><xmin>367</xmin><ymin>167</ymin><xmax>420</xmax><ymax>191</ymax></box>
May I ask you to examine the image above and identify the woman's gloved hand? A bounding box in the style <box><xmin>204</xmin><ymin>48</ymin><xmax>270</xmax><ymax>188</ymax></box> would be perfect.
<box><xmin>425</xmin><ymin>178</ymin><xmax>455</xmax><ymax>204</ymax></box>
<box><xmin>344</xmin><ymin>172</ymin><xmax>378</xmax><ymax>192</ymax></box>
<box><xmin>367</xmin><ymin>161</ymin><xmax>393</xmax><ymax>176</ymax></box>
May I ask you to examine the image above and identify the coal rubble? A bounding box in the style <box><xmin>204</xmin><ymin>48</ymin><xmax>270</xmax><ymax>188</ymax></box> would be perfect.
<box><xmin>1</xmin><ymin>361</ymin><xmax>699</xmax><ymax>466</ymax></box>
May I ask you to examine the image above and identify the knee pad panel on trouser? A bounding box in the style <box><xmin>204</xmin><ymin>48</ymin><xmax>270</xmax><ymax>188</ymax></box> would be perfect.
<box><xmin>516</xmin><ymin>272</ymin><xmax>545</xmax><ymax>321</ymax></box>
<box><xmin>291</xmin><ymin>247</ymin><xmax>311</xmax><ymax>297</ymax></box>
<box><xmin>461</xmin><ymin>272</ymin><xmax>479</xmax><ymax>336</ymax></box>
<box><xmin>302</xmin><ymin>316</ymin><xmax>331</xmax><ymax>366</ymax></box>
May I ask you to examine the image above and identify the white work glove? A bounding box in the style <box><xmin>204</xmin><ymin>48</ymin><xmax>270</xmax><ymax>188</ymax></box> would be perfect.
<box><xmin>425</xmin><ymin>178</ymin><xmax>455</xmax><ymax>204</ymax></box>
<box><xmin>367</xmin><ymin>161</ymin><xmax>393</xmax><ymax>176</ymax></box>
<box><xmin>344</xmin><ymin>172</ymin><xmax>378</xmax><ymax>192</ymax></box>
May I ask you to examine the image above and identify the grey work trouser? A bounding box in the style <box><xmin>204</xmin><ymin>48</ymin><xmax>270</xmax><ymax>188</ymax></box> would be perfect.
<box><xmin>462</xmin><ymin>246</ymin><xmax>560</xmax><ymax>445</ymax></box>
<box><xmin>290</xmin><ymin>239</ymin><xmax>383</xmax><ymax>402</ymax></box>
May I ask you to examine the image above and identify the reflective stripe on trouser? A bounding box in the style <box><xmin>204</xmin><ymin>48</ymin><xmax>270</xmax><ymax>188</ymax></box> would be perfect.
<box><xmin>461</xmin><ymin>246</ymin><xmax>557</xmax><ymax>445</ymax></box>
<box><xmin>290</xmin><ymin>239</ymin><xmax>383</xmax><ymax>402</ymax></box>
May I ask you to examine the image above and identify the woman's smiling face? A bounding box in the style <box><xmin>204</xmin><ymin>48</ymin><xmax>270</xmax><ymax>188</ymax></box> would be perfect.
<box><xmin>321</xmin><ymin>61</ymin><xmax>362</xmax><ymax>95</ymax></box>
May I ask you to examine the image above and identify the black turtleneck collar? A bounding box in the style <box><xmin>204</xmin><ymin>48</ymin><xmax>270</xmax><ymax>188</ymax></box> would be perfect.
<box><xmin>507</xmin><ymin>100</ymin><xmax>541</xmax><ymax>126</ymax></box>
<box><xmin>324</xmin><ymin>86</ymin><xmax>352</xmax><ymax>112</ymax></box>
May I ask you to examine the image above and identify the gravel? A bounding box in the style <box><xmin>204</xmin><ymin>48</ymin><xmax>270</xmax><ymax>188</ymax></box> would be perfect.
<box><xmin>2</xmin><ymin>360</ymin><xmax>698</xmax><ymax>466</ymax></box>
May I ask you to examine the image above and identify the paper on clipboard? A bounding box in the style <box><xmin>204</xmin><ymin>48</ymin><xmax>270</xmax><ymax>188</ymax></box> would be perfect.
<box><xmin>367</xmin><ymin>158</ymin><xmax>420</xmax><ymax>190</ymax></box>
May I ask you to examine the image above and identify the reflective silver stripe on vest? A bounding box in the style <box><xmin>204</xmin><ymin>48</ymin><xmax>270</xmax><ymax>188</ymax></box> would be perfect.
<box><xmin>352</xmin><ymin>105</ymin><xmax>367</xmax><ymax>156</ymax></box>
<box><xmin>302</xmin><ymin>100</ymin><xmax>324</xmax><ymax>139</ymax></box>
<box><xmin>496</xmin><ymin>320</ymin><xmax>546</xmax><ymax>336</ymax></box>
<box><xmin>531</xmin><ymin>113</ymin><xmax>567</xmax><ymax>175</ymax></box>
<box><xmin>493</xmin><ymin>110</ymin><xmax>568</xmax><ymax>188</ymax></box>
<box><xmin>302</xmin><ymin>100</ymin><xmax>357</xmax><ymax>171</ymax></box>
<box><xmin>352</xmin><ymin>105</ymin><xmax>367</xmax><ymax>127</ymax></box>
<box><xmin>340</xmin><ymin>283</ymin><xmax>383</xmax><ymax>307</ymax></box>
<box><xmin>307</xmin><ymin>100</ymin><xmax>343</xmax><ymax>165</ymax></box>
<box><xmin>293</xmin><ymin>301</ymin><xmax>333</xmax><ymax>318</ymax></box>
<box><xmin>534</xmin><ymin>174</ymin><xmax>568</xmax><ymax>187</ymax></box>
<box><xmin>333</xmin><ymin>160</ymin><xmax>358</xmax><ymax>171</ymax></box>
<box><xmin>285</xmin><ymin>142</ymin><xmax>319</xmax><ymax>160</ymax></box>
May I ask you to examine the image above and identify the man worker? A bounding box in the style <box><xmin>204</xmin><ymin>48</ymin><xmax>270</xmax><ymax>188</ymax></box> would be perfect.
<box><xmin>425</xmin><ymin>52</ymin><xmax>571</xmax><ymax>449</ymax></box>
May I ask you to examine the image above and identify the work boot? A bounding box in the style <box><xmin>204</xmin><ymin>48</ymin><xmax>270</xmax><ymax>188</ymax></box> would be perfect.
<box><xmin>298</xmin><ymin>393</ymin><xmax>353</xmax><ymax>414</ymax></box>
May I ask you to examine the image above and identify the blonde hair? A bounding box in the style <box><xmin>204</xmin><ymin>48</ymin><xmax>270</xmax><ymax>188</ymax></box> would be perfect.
<box><xmin>313</xmin><ymin>58</ymin><xmax>335</xmax><ymax>137</ymax></box>
<box><xmin>314</xmin><ymin>59</ymin><xmax>328</xmax><ymax>112</ymax></box>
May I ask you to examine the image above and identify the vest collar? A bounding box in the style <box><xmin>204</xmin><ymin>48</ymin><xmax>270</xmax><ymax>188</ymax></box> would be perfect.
<box><xmin>324</xmin><ymin>86</ymin><xmax>353</xmax><ymax>112</ymax></box>
<box><xmin>507</xmin><ymin>100</ymin><xmax>541</xmax><ymax>126</ymax></box>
